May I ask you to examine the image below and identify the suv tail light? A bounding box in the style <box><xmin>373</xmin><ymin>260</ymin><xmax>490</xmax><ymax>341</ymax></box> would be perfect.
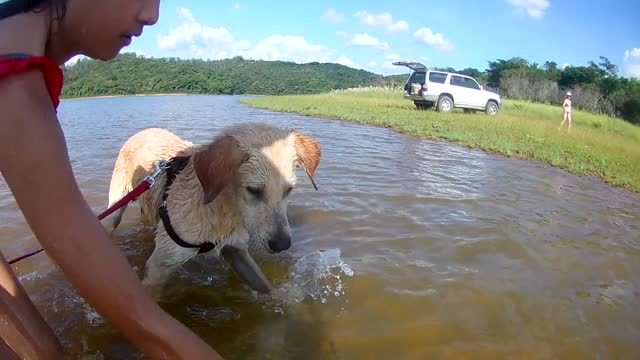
<box><xmin>422</xmin><ymin>84</ymin><xmax>428</xmax><ymax>92</ymax></box>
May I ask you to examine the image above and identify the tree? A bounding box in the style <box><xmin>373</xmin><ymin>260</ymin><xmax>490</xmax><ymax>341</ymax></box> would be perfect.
<box><xmin>558</xmin><ymin>65</ymin><xmax>605</xmax><ymax>88</ymax></box>
<box><xmin>543</xmin><ymin>61</ymin><xmax>561</xmax><ymax>82</ymax></box>
<box><xmin>486</xmin><ymin>57</ymin><xmax>529</xmax><ymax>88</ymax></box>
<box><xmin>590</xmin><ymin>56</ymin><xmax>618</xmax><ymax>77</ymax></box>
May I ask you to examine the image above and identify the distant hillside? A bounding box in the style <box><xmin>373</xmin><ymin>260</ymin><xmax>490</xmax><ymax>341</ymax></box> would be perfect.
<box><xmin>61</xmin><ymin>53</ymin><xmax>405</xmax><ymax>98</ymax></box>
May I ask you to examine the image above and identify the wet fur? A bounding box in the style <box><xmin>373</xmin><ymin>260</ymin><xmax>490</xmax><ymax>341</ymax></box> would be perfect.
<box><xmin>103</xmin><ymin>123</ymin><xmax>321</xmax><ymax>293</ymax></box>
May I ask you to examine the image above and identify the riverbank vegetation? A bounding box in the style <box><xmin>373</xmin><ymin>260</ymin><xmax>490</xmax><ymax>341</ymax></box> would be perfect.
<box><xmin>241</xmin><ymin>87</ymin><xmax>640</xmax><ymax>192</ymax></box>
<box><xmin>62</xmin><ymin>53</ymin><xmax>639</xmax><ymax>125</ymax></box>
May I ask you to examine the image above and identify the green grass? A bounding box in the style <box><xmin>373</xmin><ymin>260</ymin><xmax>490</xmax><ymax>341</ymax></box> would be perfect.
<box><xmin>241</xmin><ymin>87</ymin><xmax>640</xmax><ymax>192</ymax></box>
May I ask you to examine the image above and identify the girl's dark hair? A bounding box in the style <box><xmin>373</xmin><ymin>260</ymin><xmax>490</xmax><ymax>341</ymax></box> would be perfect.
<box><xmin>0</xmin><ymin>0</ymin><xmax>67</xmax><ymax>23</ymax></box>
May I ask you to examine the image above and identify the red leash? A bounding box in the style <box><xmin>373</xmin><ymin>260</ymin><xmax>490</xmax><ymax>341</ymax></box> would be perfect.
<box><xmin>96</xmin><ymin>179</ymin><xmax>153</xmax><ymax>221</ymax></box>
<box><xmin>7</xmin><ymin>161</ymin><xmax>170</xmax><ymax>266</ymax></box>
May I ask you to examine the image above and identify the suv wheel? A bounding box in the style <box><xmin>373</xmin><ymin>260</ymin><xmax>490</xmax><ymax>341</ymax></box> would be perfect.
<box><xmin>437</xmin><ymin>95</ymin><xmax>453</xmax><ymax>113</ymax></box>
<box><xmin>485</xmin><ymin>101</ymin><xmax>499</xmax><ymax>116</ymax></box>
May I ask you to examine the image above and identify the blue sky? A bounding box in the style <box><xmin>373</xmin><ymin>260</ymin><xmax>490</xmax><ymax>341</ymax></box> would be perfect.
<box><xmin>91</xmin><ymin>0</ymin><xmax>639</xmax><ymax>78</ymax></box>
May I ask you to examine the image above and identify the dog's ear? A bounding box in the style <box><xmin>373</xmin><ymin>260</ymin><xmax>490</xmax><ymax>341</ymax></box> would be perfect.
<box><xmin>194</xmin><ymin>135</ymin><xmax>249</xmax><ymax>204</ymax></box>
<box><xmin>293</xmin><ymin>132</ymin><xmax>321</xmax><ymax>190</ymax></box>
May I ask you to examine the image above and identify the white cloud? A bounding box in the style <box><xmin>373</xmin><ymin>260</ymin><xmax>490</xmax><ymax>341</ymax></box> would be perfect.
<box><xmin>354</xmin><ymin>11</ymin><xmax>409</xmax><ymax>33</ymax></box>
<box><xmin>379</xmin><ymin>54</ymin><xmax>428</xmax><ymax>70</ymax></box>
<box><xmin>336</xmin><ymin>31</ymin><xmax>349</xmax><ymax>39</ymax></box>
<box><xmin>64</xmin><ymin>55</ymin><xmax>86</xmax><ymax>66</ymax></box>
<box><xmin>359</xmin><ymin>57</ymin><xmax>414</xmax><ymax>75</ymax></box>
<box><xmin>388</xmin><ymin>20</ymin><xmax>409</xmax><ymax>32</ymax></box>
<box><xmin>623</xmin><ymin>48</ymin><xmax>640</xmax><ymax>78</ymax></box>
<box><xmin>66</xmin><ymin>48</ymin><xmax>146</xmax><ymax>66</ymax></box>
<box><xmin>348</xmin><ymin>33</ymin><xmax>389</xmax><ymax>50</ymax></box>
<box><xmin>335</xmin><ymin>56</ymin><xmax>361</xmax><ymax>69</ymax></box>
<box><xmin>379</xmin><ymin>62</ymin><xmax>409</xmax><ymax>75</ymax></box>
<box><xmin>252</xmin><ymin>35</ymin><xmax>332</xmax><ymax>63</ymax></box>
<box><xmin>321</xmin><ymin>9</ymin><xmax>345</xmax><ymax>23</ymax></box>
<box><xmin>157</xmin><ymin>8</ymin><xmax>333</xmax><ymax>63</ymax></box>
<box><xmin>122</xmin><ymin>48</ymin><xmax>147</xmax><ymax>57</ymax></box>
<box><xmin>355</xmin><ymin>11</ymin><xmax>391</xmax><ymax>26</ymax></box>
<box><xmin>413</xmin><ymin>27</ymin><xmax>454</xmax><ymax>52</ymax></box>
<box><xmin>232</xmin><ymin>3</ymin><xmax>247</xmax><ymax>10</ymax></box>
<box><xmin>382</xmin><ymin>61</ymin><xmax>403</xmax><ymax>71</ymax></box>
<box><xmin>506</xmin><ymin>0</ymin><xmax>550</xmax><ymax>19</ymax></box>
<box><xmin>384</xmin><ymin>53</ymin><xmax>402</xmax><ymax>61</ymax></box>
<box><xmin>157</xmin><ymin>8</ymin><xmax>249</xmax><ymax>58</ymax></box>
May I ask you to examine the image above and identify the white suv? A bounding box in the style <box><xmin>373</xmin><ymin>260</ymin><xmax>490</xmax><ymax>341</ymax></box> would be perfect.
<box><xmin>393</xmin><ymin>61</ymin><xmax>502</xmax><ymax>116</ymax></box>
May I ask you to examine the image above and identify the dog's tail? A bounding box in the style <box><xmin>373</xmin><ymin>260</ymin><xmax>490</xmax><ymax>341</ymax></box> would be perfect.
<box><xmin>107</xmin><ymin>156</ymin><xmax>135</xmax><ymax>208</ymax></box>
<box><xmin>104</xmin><ymin>154</ymin><xmax>135</xmax><ymax>233</ymax></box>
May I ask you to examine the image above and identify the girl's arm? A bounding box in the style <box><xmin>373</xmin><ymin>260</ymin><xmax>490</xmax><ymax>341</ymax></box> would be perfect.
<box><xmin>0</xmin><ymin>69</ymin><xmax>223</xmax><ymax>360</ymax></box>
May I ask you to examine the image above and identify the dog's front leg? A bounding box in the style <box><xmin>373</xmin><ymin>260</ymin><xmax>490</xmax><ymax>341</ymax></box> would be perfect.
<box><xmin>141</xmin><ymin>233</ymin><xmax>197</xmax><ymax>300</ymax></box>
<box><xmin>221</xmin><ymin>245</ymin><xmax>273</xmax><ymax>293</ymax></box>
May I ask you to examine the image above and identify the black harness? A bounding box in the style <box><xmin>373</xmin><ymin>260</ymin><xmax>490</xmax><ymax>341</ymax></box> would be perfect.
<box><xmin>159</xmin><ymin>156</ymin><xmax>216</xmax><ymax>254</ymax></box>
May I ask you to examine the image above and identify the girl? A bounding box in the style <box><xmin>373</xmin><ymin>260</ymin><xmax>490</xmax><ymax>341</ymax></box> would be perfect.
<box><xmin>0</xmin><ymin>1</ymin><xmax>223</xmax><ymax>359</ymax></box>
<box><xmin>559</xmin><ymin>91</ymin><xmax>573</xmax><ymax>132</ymax></box>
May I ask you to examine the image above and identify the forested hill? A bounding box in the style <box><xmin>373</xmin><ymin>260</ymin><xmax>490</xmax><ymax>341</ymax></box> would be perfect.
<box><xmin>61</xmin><ymin>53</ymin><xmax>404</xmax><ymax>98</ymax></box>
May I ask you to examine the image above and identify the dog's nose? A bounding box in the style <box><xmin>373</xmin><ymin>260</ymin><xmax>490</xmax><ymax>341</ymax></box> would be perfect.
<box><xmin>268</xmin><ymin>231</ymin><xmax>291</xmax><ymax>253</ymax></box>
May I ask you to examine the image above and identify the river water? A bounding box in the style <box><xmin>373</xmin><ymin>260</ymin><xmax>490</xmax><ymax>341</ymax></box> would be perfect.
<box><xmin>1</xmin><ymin>95</ymin><xmax>639</xmax><ymax>359</ymax></box>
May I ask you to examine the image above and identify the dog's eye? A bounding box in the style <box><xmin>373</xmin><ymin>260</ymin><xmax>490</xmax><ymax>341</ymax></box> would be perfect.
<box><xmin>246</xmin><ymin>186</ymin><xmax>263</xmax><ymax>198</ymax></box>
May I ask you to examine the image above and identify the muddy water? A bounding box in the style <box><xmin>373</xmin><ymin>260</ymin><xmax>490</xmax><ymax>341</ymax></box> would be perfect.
<box><xmin>1</xmin><ymin>95</ymin><xmax>639</xmax><ymax>359</ymax></box>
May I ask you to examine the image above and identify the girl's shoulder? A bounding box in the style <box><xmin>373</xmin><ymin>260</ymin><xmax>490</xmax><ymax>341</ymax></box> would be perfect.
<box><xmin>0</xmin><ymin>53</ymin><xmax>63</xmax><ymax>110</ymax></box>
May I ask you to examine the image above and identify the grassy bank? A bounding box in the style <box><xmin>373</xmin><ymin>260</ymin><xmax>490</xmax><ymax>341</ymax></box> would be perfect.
<box><xmin>241</xmin><ymin>87</ymin><xmax>640</xmax><ymax>192</ymax></box>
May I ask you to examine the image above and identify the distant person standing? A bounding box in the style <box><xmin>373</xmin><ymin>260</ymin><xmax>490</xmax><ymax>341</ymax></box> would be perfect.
<box><xmin>558</xmin><ymin>92</ymin><xmax>573</xmax><ymax>133</ymax></box>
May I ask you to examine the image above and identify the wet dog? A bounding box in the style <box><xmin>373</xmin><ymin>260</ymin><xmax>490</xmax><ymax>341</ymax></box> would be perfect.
<box><xmin>103</xmin><ymin>123</ymin><xmax>321</xmax><ymax>295</ymax></box>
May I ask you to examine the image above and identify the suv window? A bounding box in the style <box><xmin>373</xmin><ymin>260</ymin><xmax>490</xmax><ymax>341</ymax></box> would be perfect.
<box><xmin>451</xmin><ymin>75</ymin><xmax>480</xmax><ymax>90</ymax></box>
<box><xmin>449</xmin><ymin>75</ymin><xmax>464</xmax><ymax>87</ymax></box>
<box><xmin>462</xmin><ymin>77</ymin><xmax>480</xmax><ymax>90</ymax></box>
<box><xmin>428</xmin><ymin>72</ymin><xmax>447</xmax><ymax>84</ymax></box>
<box><xmin>450</xmin><ymin>75</ymin><xmax>465</xmax><ymax>87</ymax></box>
<box><xmin>409</xmin><ymin>72</ymin><xmax>426</xmax><ymax>84</ymax></box>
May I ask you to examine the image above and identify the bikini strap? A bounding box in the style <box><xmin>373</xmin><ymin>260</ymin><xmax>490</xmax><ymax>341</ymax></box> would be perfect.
<box><xmin>0</xmin><ymin>53</ymin><xmax>32</xmax><ymax>59</ymax></box>
<box><xmin>0</xmin><ymin>53</ymin><xmax>64</xmax><ymax>110</ymax></box>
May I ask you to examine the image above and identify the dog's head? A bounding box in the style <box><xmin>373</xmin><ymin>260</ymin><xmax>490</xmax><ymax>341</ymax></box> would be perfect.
<box><xmin>193</xmin><ymin>124</ymin><xmax>321</xmax><ymax>253</ymax></box>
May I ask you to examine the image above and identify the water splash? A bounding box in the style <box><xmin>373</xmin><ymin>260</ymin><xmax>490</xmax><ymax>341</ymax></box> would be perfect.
<box><xmin>264</xmin><ymin>248</ymin><xmax>354</xmax><ymax>312</ymax></box>
<box><xmin>25</xmin><ymin>248</ymin><xmax>354</xmax><ymax>330</ymax></box>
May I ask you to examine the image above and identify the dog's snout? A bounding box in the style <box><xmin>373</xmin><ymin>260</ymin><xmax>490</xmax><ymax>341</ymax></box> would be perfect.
<box><xmin>268</xmin><ymin>230</ymin><xmax>291</xmax><ymax>253</ymax></box>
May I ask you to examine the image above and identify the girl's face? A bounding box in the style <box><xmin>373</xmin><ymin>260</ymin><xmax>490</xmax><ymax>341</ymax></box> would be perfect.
<box><xmin>61</xmin><ymin>0</ymin><xmax>160</xmax><ymax>60</ymax></box>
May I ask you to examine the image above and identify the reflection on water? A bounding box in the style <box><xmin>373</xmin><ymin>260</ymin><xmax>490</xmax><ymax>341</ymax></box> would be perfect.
<box><xmin>0</xmin><ymin>95</ymin><xmax>639</xmax><ymax>359</ymax></box>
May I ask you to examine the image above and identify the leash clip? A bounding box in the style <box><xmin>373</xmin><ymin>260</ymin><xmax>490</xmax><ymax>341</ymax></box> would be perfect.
<box><xmin>145</xmin><ymin>160</ymin><xmax>171</xmax><ymax>187</ymax></box>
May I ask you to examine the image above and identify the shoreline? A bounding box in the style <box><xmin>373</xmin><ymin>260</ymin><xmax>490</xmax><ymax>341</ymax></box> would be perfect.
<box><xmin>241</xmin><ymin>90</ymin><xmax>640</xmax><ymax>193</ymax></box>
<box><xmin>60</xmin><ymin>93</ymin><xmax>197</xmax><ymax>102</ymax></box>
<box><xmin>60</xmin><ymin>93</ymin><xmax>266</xmax><ymax>102</ymax></box>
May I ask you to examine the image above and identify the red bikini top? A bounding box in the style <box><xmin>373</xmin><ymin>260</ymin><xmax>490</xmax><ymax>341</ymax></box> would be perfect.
<box><xmin>0</xmin><ymin>53</ymin><xmax>63</xmax><ymax>110</ymax></box>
